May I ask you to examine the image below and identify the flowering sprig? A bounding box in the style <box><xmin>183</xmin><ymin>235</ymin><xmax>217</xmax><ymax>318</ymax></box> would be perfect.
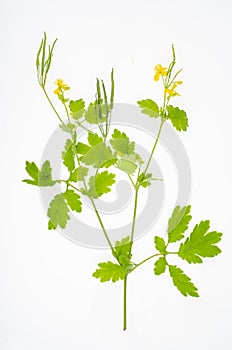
<box><xmin>23</xmin><ymin>34</ymin><xmax>223</xmax><ymax>332</ymax></box>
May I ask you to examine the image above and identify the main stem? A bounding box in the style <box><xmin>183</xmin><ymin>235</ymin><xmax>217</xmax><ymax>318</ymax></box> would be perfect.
<box><xmin>123</xmin><ymin>274</ymin><xmax>128</xmax><ymax>331</ymax></box>
<box><xmin>124</xmin><ymin>119</ymin><xmax>165</xmax><ymax>330</ymax></box>
<box><xmin>123</xmin><ymin>186</ymin><xmax>139</xmax><ymax>331</ymax></box>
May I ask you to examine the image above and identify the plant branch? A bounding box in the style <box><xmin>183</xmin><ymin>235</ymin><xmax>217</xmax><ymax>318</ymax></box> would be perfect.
<box><xmin>42</xmin><ymin>87</ymin><xmax>65</xmax><ymax>126</ymax></box>
<box><xmin>143</xmin><ymin>119</ymin><xmax>165</xmax><ymax>175</ymax></box>
<box><xmin>130</xmin><ymin>188</ymin><xmax>139</xmax><ymax>244</ymax></box>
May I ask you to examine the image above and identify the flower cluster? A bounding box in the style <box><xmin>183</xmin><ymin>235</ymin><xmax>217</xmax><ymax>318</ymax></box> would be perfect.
<box><xmin>154</xmin><ymin>64</ymin><xmax>182</xmax><ymax>97</ymax></box>
<box><xmin>53</xmin><ymin>79</ymin><xmax>70</xmax><ymax>95</ymax></box>
<box><xmin>164</xmin><ymin>81</ymin><xmax>182</xmax><ymax>97</ymax></box>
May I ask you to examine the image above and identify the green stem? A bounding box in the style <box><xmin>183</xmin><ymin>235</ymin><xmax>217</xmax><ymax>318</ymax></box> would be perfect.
<box><xmin>130</xmin><ymin>188</ymin><xmax>139</xmax><ymax>243</ymax></box>
<box><xmin>123</xmin><ymin>274</ymin><xmax>128</xmax><ymax>331</ymax></box>
<box><xmin>76</xmin><ymin>121</ymin><xmax>91</xmax><ymax>133</ymax></box>
<box><xmin>65</xmin><ymin>182</ymin><xmax>82</xmax><ymax>193</ymax></box>
<box><xmin>74</xmin><ymin>141</ymin><xmax>115</xmax><ymax>253</ymax></box>
<box><xmin>90</xmin><ymin>197</ymin><xmax>115</xmax><ymax>251</ymax></box>
<box><xmin>42</xmin><ymin>87</ymin><xmax>65</xmax><ymax>126</ymax></box>
<box><xmin>131</xmin><ymin>251</ymin><xmax>178</xmax><ymax>272</ymax></box>
<box><xmin>143</xmin><ymin>119</ymin><xmax>164</xmax><ymax>175</ymax></box>
<box><xmin>132</xmin><ymin>253</ymin><xmax>162</xmax><ymax>272</ymax></box>
<box><xmin>127</xmin><ymin>173</ymin><xmax>136</xmax><ymax>189</ymax></box>
<box><xmin>61</xmin><ymin>94</ymin><xmax>71</xmax><ymax>124</ymax></box>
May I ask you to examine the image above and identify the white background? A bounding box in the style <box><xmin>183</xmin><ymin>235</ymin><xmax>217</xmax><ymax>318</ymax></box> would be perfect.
<box><xmin>1</xmin><ymin>0</ymin><xmax>232</xmax><ymax>349</ymax></box>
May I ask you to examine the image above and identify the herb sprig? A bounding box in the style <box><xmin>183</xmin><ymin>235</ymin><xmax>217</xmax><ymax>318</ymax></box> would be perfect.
<box><xmin>23</xmin><ymin>33</ymin><xmax>222</xmax><ymax>330</ymax></box>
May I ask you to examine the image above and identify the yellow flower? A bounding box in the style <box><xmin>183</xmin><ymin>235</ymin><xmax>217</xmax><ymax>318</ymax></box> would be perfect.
<box><xmin>164</xmin><ymin>81</ymin><xmax>182</xmax><ymax>97</ymax></box>
<box><xmin>54</xmin><ymin>79</ymin><xmax>70</xmax><ymax>91</ymax></box>
<box><xmin>164</xmin><ymin>88</ymin><xmax>180</xmax><ymax>97</ymax></box>
<box><xmin>154</xmin><ymin>64</ymin><xmax>167</xmax><ymax>81</ymax></box>
<box><xmin>53</xmin><ymin>87</ymin><xmax>61</xmax><ymax>95</ymax></box>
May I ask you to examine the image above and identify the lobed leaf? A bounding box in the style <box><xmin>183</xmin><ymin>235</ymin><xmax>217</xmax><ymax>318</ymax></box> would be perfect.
<box><xmin>137</xmin><ymin>99</ymin><xmax>159</xmax><ymax>118</ymax></box>
<box><xmin>166</xmin><ymin>105</ymin><xmax>188</xmax><ymax>131</ymax></box>
<box><xmin>114</xmin><ymin>236</ymin><xmax>132</xmax><ymax>266</ymax></box>
<box><xmin>168</xmin><ymin>205</ymin><xmax>192</xmax><ymax>243</ymax></box>
<box><xmin>116</xmin><ymin>157</ymin><xmax>137</xmax><ymax>174</ymax></box>
<box><xmin>23</xmin><ymin>160</ymin><xmax>55</xmax><ymax>187</ymax></box>
<box><xmin>69</xmin><ymin>99</ymin><xmax>85</xmax><ymax>120</ymax></box>
<box><xmin>110</xmin><ymin>129</ymin><xmax>135</xmax><ymax>155</ymax></box>
<box><xmin>178</xmin><ymin>221</ymin><xmax>222</xmax><ymax>264</ymax></box>
<box><xmin>93</xmin><ymin>261</ymin><xmax>127</xmax><ymax>282</ymax></box>
<box><xmin>62</xmin><ymin>139</ymin><xmax>75</xmax><ymax>172</ymax></box>
<box><xmin>81</xmin><ymin>142</ymin><xmax>114</xmax><ymax>168</ymax></box>
<box><xmin>82</xmin><ymin>171</ymin><xmax>116</xmax><ymax>198</ymax></box>
<box><xmin>47</xmin><ymin>193</ymin><xmax>70</xmax><ymax>229</ymax></box>
<box><xmin>70</xmin><ymin>166</ymin><xmax>89</xmax><ymax>182</ymax></box>
<box><xmin>138</xmin><ymin>172</ymin><xmax>153</xmax><ymax>188</ymax></box>
<box><xmin>154</xmin><ymin>236</ymin><xmax>166</xmax><ymax>253</ymax></box>
<box><xmin>88</xmin><ymin>132</ymin><xmax>103</xmax><ymax>146</ymax></box>
<box><xmin>63</xmin><ymin>190</ymin><xmax>82</xmax><ymax>213</ymax></box>
<box><xmin>154</xmin><ymin>257</ymin><xmax>166</xmax><ymax>275</ymax></box>
<box><xmin>169</xmin><ymin>265</ymin><xmax>199</xmax><ymax>297</ymax></box>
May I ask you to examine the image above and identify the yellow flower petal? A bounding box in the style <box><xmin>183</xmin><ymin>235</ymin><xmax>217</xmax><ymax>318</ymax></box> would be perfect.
<box><xmin>154</xmin><ymin>64</ymin><xmax>162</xmax><ymax>72</ymax></box>
<box><xmin>53</xmin><ymin>87</ymin><xmax>61</xmax><ymax>95</ymax></box>
<box><xmin>154</xmin><ymin>64</ymin><xmax>167</xmax><ymax>77</ymax></box>
<box><xmin>62</xmin><ymin>84</ymin><xmax>70</xmax><ymax>90</ymax></box>
<box><xmin>55</xmin><ymin>79</ymin><xmax>63</xmax><ymax>87</ymax></box>
<box><xmin>54</xmin><ymin>79</ymin><xmax>70</xmax><ymax>90</ymax></box>
<box><xmin>154</xmin><ymin>72</ymin><xmax>160</xmax><ymax>81</ymax></box>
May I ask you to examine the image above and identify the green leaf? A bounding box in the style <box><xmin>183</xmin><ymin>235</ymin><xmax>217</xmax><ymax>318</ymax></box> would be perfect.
<box><xmin>48</xmin><ymin>219</ymin><xmax>56</xmax><ymax>230</ymax></box>
<box><xmin>166</xmin><ymin>105</ymin><xmax>188</xmax><ymax>131</ymax></box>
<box><xmin>76</xmin><ymin>142</ymin><xmax>91</xmax><ymax>155</ymax></box>
<box><xmin>93</xmin><ymin>261</ymin><xmax>127</xmax><ymax>282</ymax></box>
<box><xmin>95</xmin><ymin>171</ymin><xmax>115</xmax><ymax>196</ymax></box>
<box><xmin>82</xmin><ymin>171</ymin><xmax>115</xmax><ymax>198</ymax></box>
<box><xmin>47</xmin><ymin>193</ymin><xmax>70</xmax><ymax>229</ymax></box>
<box><xmin>169</xmin><ymin>265</ymin><xmax>199</xmax><ymax>297</ymax></box>
<box><xmin>102</xmin><ymin>158</ymin><xmax>118</xmax><ymax>168</ymax></box>
<box><xmin>110</xmin><ymin>129</ymin><xmax>135</xmax><ymax>155</ymax></box>
<box><xmin>70</xmin><ymin>167</ymin><xmax>89</xmax><ymax>182</ymax></box>
<box><xmin>88</xmin><ymin>132</ymin><xmax>103</xmax><ymax>146</ymax></box>
<box><xmin>69</xmin><ymin>99</ymin><xmax>85</xmax><ymax>120</ymax></box>
<box><xmin>82</xmin><ymin>176</ymin><xmax>98</xmax><ymax>198</ymax></box>
<box><xmin>64</xmin><ymin>190</ymin><xmax>82</xmax><ymax>213</ymax></box>
<box><xmin>81</xmin><ymin>142</ymin><xmax>114</xmax><ymax>168</ymax></box>
<box><xmin>111</xmin><ymin>129</ymin><xmax>128</xmax><ymax>140</ymax></box>
<box><xmin>23</xmin><ymin>161</ymin><xmax>39</xmax><ymax>185</ymax></box>
<box><xmin>138</xmin><ymin>172</ymin><xmax>152</xmax><ymax>188</ymax></box>
<box><xmin>168</xmin><ymin>205</ymin><xmax>192</xmax><ymax>243</ymax></box>
<box><xmin>178</xmin><ymin>221</ymin><xmax>222</xmax><ymax>264</ymax></box>
<box><xmin>85</xmin><ymin>102</ymin><xmax>107</xmax><ymax>124</ymax></box>
<box><xmin>85</xmin><ymin>102</ymin><xmax>98</xmax><ymax>124</ymax></box>
<box><xmin>23</xmin><ymin>160</ymin><xmax>55</xmax><ymax>187</ymax></box>
<box><xmin>38</xmin><ymin>160</ymin><xmax>55</xmax><ymax>186</ymax></box>
<box><xmin>62</xmin><ymin>139</ymin><xmax>75</xmax><ymax>172</ymax></box>
<box><xmin>137</xmin><ymin>99</ymin><xmax>159</xmax><ymax>118</ymax></box>
<box><xmin>154</xmin><ymin>257</ymin><xmax>166</xmax><ymax>275</ymax></box>
<box><xmin>59</xmin><ymin>123</ymin><xmax>76</xmax><ymax>133</ymax></box>
<box><xmin>116</xmin><ymin>157</ymin><xmax>137</xmax><ymax>174</ymax></box>
<box><xmin>154</xmin><ymin>236</ymin><xmax>166</xmax><ymax>253</ymax></box>
<box><xmin>114</xmin><ymin>236</ymin><xmax>132</xmax><ymax>266</ymax></box>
